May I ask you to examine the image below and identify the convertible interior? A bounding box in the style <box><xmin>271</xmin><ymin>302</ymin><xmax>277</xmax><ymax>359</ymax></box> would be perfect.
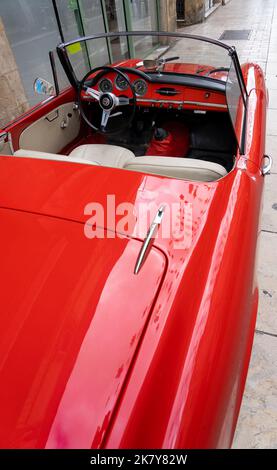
<box><xmin>7</xmin><ymin>33</ymin><xmax>242</xmax><ymax>183</ymax></box>
<box><xmin>14</xmin><ymin>108</ymin><xmax>235</xmax><ymax>182</ymax></box>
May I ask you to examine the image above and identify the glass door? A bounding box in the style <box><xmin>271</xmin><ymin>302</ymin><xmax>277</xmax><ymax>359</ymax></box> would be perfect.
<box><xmin>54</xmin><ymin>0</ymin><xmax>128</xmax><ymax>72</ymax></box>
<box><xmin>205</xmin><ymin>0</ymin><xmax>214</xmax><ymax>12</ymax></box>
<box><xmin>102</xmin><ymin>0</ymin><xmax>129</xmax><ymax>61</ymax></box>
<box><xmin>53</xmin><ymin>0</ymin><xmax>161</xmax><ymax>67</ymax></box>
<box><xmin>79</xmin><ymin>0</ymin><xmax>128</xmax><ymax>66</ymax></box>
<box><xmin>124</xmin><ymin>0</ymin><xmax>159</xmax><ymax>57</ymax></box>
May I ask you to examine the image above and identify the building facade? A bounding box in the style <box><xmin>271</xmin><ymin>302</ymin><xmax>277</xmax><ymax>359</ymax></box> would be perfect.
<box><xmin>0</xmin><ymin>0</ymin><xmax>177</xmax><ymax>128</ymax></box>
<box><xmin>0</xmin><ymin>0</ymin><xmax>228</xmax><ymax>129</ymax></box>
<box><xmin>177</xmin><ymin>0</ymin><xmax>225</xmax><ymax>25</ymax></box>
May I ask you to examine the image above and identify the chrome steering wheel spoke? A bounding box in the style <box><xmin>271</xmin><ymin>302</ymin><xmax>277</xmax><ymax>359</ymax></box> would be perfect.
<box><xmin>101</xmin><ymin>110</ymin><xmax>111</xmax><ymax>129</ymax></box>
<box><xmin>110</xmin><ymin>111</ymin><xmax>123</xmax><ymax>119</ymax></box>
<box><xmin>84</xmin><ymin>86</ymin><xmax>101</xmax><ymax>101</ymax></box>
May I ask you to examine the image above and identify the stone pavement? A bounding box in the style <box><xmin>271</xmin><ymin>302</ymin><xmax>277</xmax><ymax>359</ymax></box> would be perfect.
<box><xmin>180</xmin><ymin>0</ymin><xmax>277</xmax><ymax>449</ymax></box>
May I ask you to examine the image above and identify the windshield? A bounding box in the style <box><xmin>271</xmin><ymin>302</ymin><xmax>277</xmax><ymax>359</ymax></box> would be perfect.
<box><xmin>57</xmin><ymin>32</ymin><xmax>247</xmax><ymax>152</ymax></box>
<box><xmin>60</xmin><ymin>32</ymin><xmax>232</xmax><ymax>82</ymax></box>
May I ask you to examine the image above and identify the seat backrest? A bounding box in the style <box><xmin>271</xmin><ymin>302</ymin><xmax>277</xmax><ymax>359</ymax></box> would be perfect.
<box><xmin>13</xmin><ymin>149</ymin><xmax>99</xmax><ymax>166</ymax></box>
<box><xmin>13</xmin><ymin>149</ymin><xmax>227</xmax><ymax>182</ymax></box>
<box><xmin>124</xmin><ymin>156</ymin><xmax>227</xmax><ymax>182</ymax></box>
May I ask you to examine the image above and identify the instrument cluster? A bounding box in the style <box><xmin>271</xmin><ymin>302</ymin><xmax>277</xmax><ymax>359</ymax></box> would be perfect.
<box><xmin>98</xmin><ymin>74</ymin><xmax>148</xmax><ymax>97</ymax></box>
<box><xmin>90</xmin><ymin>71</ymin><xmax>227</xmax><ymax>112</ymax></box>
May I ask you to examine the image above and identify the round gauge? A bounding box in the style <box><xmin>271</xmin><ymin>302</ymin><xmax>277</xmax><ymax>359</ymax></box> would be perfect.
<box><xmin>115</xmin><ymin>74</ymin><xmax>128</xmax><ymax>91</ymax></box>
<box><xmin>133</xmin><ymin>79</ymin><xmax>148</xmax><ymax>96</ymax></box>
<box><xmin>98</xmin><ymin>78</ymin><xmax>113</xmax><ymax>93</ymax></box>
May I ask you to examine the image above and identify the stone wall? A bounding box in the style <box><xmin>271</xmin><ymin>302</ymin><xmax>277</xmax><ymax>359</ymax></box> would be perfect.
<box><xmin>159</xmin><ymin>0</ymin><xmax>177</xmax><ymax>32</ymax></box>
<box><xmin>0</xmin><ymin>17</ymin><xmax>29</xmax><ymax>129</ymax></box>
<box><xmin>184</xmin><ymin>0</ymin><xmax>205</xmax><ymax>25</ymax></box>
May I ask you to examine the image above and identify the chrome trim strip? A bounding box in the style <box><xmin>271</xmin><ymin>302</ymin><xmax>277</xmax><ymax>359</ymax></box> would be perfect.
<box><xmin>41</xmin><ymin>95</ymin><xmax>55</xmax><ymax>105</ymax></box>
<box><xmin>137</xmin><ymin>98</ymin><xmax>183</xmax><ymax>104</ymax></box>
<box><xmin>134</xmin><ymin>206</ymin><xmax>165</xmax><ymax>275</ymax></box>
<box><xmin>262</xmin><ymin>154</ymin><xmax>273</xmax><ymax>176</ymax></box>
<box><xmin>136</xmin><ymin>98</ymin><xmax>227</xmax><ymax>108</ymax></box>
<box><xmin>61</xmin><ymin>31</ymin><xmax>233</xmax><ymax>53</ymax></box>
<box><xmin>8</xmin><ymin>132</ymin><xmax>14</xmax><ymax>155</ymax></box>
<box><xmin>184</xmin><ymin>101</ymin><xmax>227</xmax><ymax>108</ymax></box>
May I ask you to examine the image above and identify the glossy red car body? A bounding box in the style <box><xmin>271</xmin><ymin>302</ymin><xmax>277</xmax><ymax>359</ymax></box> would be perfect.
<box><xmin>0</xmin><ymin>32</ymin><xmax>268</xmax><ymax>449</ymax></box>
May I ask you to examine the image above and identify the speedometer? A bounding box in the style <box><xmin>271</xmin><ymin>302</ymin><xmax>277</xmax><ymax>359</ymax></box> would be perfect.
<box><xmin>115</xmin><ymin>74</ymin><xmax>128</xmax><ymax>91</ymax></box>
<box><xmin>133</xmin><ymin>79</ymin><xmax>147</xmax><ymax>96</ymax></box>
<box><xmin>98</xmin><ymin>78</ymin><xmax>113</xmax><ymax>93</ymax></box>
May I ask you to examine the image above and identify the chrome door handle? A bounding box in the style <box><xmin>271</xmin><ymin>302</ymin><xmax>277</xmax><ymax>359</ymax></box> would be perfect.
<box><xmin>134</xmin><ymin>206</ymin><xmax>165</xmax><ymax>274</ymax></box>
<box><xmin>60</xmin><ymin>118</ymin><xmax>69</xmax><ymax>129</ymax></box>
<box><xmin>261</xmin><ymin>154</ymin><xmax>272</xmax><ymax>175</ymax></box>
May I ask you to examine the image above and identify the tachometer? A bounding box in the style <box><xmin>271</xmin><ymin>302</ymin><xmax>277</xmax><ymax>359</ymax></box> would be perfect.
<box><xmin>98</xmin><ymin>78</ymin><xmax>113</xmax><ymax>93</ymax></box>
<box><xmin>133</xmin><ymin>79</ymin><xmax>148</xmax><ymax>96</ymax></box>
<box><xmin>115</xmin><ymin>74</ymin><xmax>128</xmax><ymax>91</ymax></box>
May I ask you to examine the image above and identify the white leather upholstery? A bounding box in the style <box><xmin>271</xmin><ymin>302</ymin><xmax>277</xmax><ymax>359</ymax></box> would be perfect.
<box><xmin>14</xmin><ymin>144</ymin><xmax>135</xmax><ymax>168</ymax></box>
<box><xmin>14</xmin><ymin>149</ymin><xmax>97</xmax><ymax>165</ymax></box>
<box><xmin>14</xmin><ymin>145</ymin><xmax>227</xmax><ymax>182</ymax></box>
<box><xmin>69</xmin><ymin>144</ymin><xmax>135</xmax><ymax>167</ymax></box>
<box><xmin>124</xmin><ymin>156</ymin><xmax>227</xmax><ymax>182</ymax></box>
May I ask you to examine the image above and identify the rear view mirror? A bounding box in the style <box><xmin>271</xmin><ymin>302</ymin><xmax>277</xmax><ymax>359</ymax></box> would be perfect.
<box><xmin>143</xmin><ymin>59</ymin><xmax>159</xmax><ymax>70</ymax></box>
<box><xmin>33</xmin><ymin>77</ymin><xmax>55</xmax><ymax>96</ymax></box>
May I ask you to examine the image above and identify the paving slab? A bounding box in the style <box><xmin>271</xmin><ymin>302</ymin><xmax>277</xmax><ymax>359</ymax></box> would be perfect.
<box><xmin>265</xmin><ymin>75</ymin><xmax>277</xmax><ymax>89</ymax></box>
<box><xmin>232</xmin><ymin>333</ymin><xmax>277</xmax><ymax>449</ymax></box>
<box><xmin>266</xmin><ymin>109</ymin><xmax>277</xmax><ymax>135</ymax></box>
<box><xmin>266</xmin><ymin>61</ymin><xmax>277</xmax><ymax>76</ymax></box>
<box><xmin>256</xmin><ymin>232</ymin><xmax>277</xmax><ymax>334</ymax></box>
<box><xmin>268</xmin><ymin>89</ymin><xmax>277</xmax><ymax>109</ymax></box>
<box><xmin>265</xmin><ymin>135</ymin><xmax>277</xmax><ymax>171</ymax></box>
<box><xmin>260</xmin><ymin>174</ymin><xmax>277</xmax><ymax>232</ymax></box>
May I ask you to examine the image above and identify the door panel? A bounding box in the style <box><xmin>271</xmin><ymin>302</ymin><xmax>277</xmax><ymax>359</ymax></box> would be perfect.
<box><xmin>19</xmin><ymin>102</ymin><xmax>80</xmax><ymax>154</ymax></box>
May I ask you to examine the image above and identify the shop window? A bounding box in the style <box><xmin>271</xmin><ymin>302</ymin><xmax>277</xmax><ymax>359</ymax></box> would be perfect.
<box><xmin>126</xmin><ymin>0</ymin><xmax>159</xmax><ymax>57</ymax></box>
<box><xmin>0</xmin><ymin>0</ymin><xmax>65</xmax><ymax>109</ymax></box>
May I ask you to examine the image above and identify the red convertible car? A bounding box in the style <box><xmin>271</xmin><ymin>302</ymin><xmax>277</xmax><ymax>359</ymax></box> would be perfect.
<box><xmin>0</xmin><ymin>32</ymin><xmax>272</xmax><ymax>449</ymax></box>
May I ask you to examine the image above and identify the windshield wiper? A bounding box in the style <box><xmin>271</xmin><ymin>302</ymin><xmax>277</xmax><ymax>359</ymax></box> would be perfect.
<box><xmin>205</xmin><ymin>67</ymin><xmax>229</xmax><ymax>76</ymax></box>
<box><xmin>160</xmin><ymin>56</ymin><xmax>180</xmax><ymax>64</ymax></box>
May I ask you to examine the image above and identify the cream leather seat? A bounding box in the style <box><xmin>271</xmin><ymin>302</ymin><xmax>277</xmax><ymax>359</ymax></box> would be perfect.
<box><xmin>14</xmin><ymin>144</ymin><xmax>134</xmax><ymax>168</ymax></box>
<box><xmin>14</xmin><ymin>144</ymin><xmax>227</xmax><ymax>182</ymax></box>
<box><xmin>69</xmin><ymin>144</ymin><xmax>135</xmax><ymax>167</ymax></box>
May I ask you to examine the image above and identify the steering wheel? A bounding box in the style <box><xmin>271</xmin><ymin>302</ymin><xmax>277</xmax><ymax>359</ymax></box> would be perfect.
<box><xmin>78</xmin><ymin>66</ymin><xmax>136</xmax><ymax>134</ymax></box>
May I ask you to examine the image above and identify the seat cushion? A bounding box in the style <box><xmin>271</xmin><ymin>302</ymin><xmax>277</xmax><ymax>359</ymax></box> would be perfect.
<box><xmin>124</xmin><ymin>156</ymin><xmax>227</xmax><ymax>182</ymax></box>
<box><xmin>69</xmin><ymin>144</ymin><xmax>135</xmax><ymax>168</ymax></box>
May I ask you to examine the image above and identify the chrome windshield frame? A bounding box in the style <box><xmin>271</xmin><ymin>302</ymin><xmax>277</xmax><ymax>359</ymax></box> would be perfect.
<box><xmin>57</xmin><ymin>31</ymin><xmax>238</xmax><ymax>87</ymax></box>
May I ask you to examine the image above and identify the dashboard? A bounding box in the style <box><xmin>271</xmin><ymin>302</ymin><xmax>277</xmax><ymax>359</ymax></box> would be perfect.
<box><xmin>83</xmin><ymin>68</ymin><xmax>228</xmax><ymax>112</ymax></box>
